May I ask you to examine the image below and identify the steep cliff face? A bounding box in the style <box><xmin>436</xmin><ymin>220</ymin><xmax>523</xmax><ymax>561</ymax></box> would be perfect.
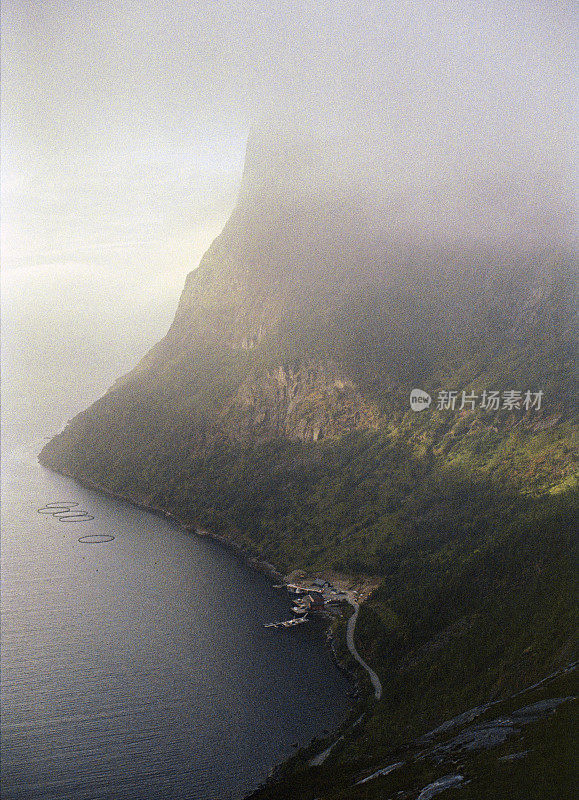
<box><xmin>38</xmin><ymin>128</ymin><xmax>577</xmax><ymax>800</ymax></box>
<box><xmin>169</xmin><ymin>223</ymin><xmax>284</xmax><ymax>350</ymax></box>
<box><xmin>221</xmin><ymin>360</ymin><xmax>379</xmax><ymax>444</ymax></box>
<box><xmin>40</xmin><ymin>124</ymin><xmax>577</xmax><ymax>472</ymax></box>
<box><xmin>160</xmin><ymin>130</ymin><xmax>384</xmax><ymax>352</ymax></box>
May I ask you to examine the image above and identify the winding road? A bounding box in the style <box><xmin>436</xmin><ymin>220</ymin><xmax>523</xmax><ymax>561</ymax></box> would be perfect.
<box><xmin>308</xmin><ymin>599</ymin><xmax>381</xmax><ymax>768</ymax></box>
<box><xmin>346</xmin><ymin>599</ymin><xmax>382</xmax><ymax>701</ymax></box>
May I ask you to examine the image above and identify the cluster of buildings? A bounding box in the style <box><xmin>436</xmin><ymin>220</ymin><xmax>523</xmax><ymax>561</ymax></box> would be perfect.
<box><xmin>266</xmin><ymin>578</ymin><xmax>351</xmax><ymax>629</ymax></box>
<box><xmin>288</xmin><ymin>578</ymin><xmax>340</xmax><ymax>616</ymax></box>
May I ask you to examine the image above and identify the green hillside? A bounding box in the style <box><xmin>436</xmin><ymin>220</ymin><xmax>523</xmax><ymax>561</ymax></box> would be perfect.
<box><xmin>39</xmin><ymin>255</ymin><xmax>577</xmax><ymax>798</ymax></box>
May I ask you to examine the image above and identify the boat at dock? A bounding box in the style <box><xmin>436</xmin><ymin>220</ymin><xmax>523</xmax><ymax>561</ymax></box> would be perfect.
<box><xmin>264</xmin><ymin>616</ymin><xmax>309</xmax><ymax>629</ymax></box>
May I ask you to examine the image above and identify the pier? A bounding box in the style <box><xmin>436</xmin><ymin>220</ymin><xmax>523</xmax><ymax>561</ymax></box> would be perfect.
<box><xmin>264</xmin><ymin>616</ymin><xmax>309</xmax><ymax>629</ymax></box>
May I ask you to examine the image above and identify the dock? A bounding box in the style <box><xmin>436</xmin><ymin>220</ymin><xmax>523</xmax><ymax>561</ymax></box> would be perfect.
<box><xmin>264</xmin><ymin>616</ymin><xmax>308</xmax><ymax>629</ymax></box>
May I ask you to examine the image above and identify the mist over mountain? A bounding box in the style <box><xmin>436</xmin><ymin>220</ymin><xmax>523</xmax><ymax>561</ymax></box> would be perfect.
<box><xmin>35</xmin><ymin>3</ymin><xmax>577</xmax><ymax>798</ymax></box>
<box><xmin>153</xmin><ymin>0</ymin><xmax>576</xmax><ymax>352</ymax></box>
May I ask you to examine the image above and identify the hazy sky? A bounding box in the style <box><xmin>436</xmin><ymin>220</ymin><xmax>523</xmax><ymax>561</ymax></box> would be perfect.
<box><xmin>1</xmin><ymin>0</ymin><xmax>576</xmax><ymax>444</ymax></box>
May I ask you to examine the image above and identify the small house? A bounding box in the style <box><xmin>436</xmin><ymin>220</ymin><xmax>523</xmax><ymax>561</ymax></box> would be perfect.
<box><xmin>306</xmin><ymin>591</ymin><xmax>325</xmax><ymax>612</ymax></box>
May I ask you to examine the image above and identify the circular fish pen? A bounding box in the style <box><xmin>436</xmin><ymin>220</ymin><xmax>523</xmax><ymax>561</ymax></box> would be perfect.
<box><xmin>77</xmin><ymin>534</ymin><xmax>115</xmax><ymax>544</ymax></box>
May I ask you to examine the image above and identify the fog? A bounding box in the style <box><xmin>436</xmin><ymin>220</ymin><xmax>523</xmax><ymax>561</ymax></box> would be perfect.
<box><xmin>1</xmin><ymin>0</ymin><xmax>575</xmax><ymax>444</ymax></box>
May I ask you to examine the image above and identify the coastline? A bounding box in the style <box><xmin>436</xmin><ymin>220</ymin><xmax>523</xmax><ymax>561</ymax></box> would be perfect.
<box><xmin>36</xmin><ymin>453</ymin><xmax>380</xmax><ymax>609</ymax></box>
<box><xmin>36</xmin><ymin>456</ymin><xmax>285</xmax><ymax>582</ymax></box>
<box><xmin>36</xmin><ymin>453</ymin><xmax>376</xmax><ymax>791</ymax></box>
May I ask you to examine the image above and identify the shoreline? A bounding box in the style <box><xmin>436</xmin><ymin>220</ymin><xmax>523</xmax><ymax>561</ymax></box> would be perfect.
<box><xmin>37</xmin><ymin>454</ymin><xmax>374</xmax><ymax>789</ymax></box>
<box><xmin>36</xmin><ymin>453</ymin><xmax>380</xmax><ymax>601</ymax></box>
<box><xmin>37</xmin><ymin>456</ymin><xmax>285</xmax><ymax>582</ymax></box>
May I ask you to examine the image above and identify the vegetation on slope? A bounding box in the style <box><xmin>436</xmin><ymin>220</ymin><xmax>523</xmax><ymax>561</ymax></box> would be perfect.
<box><xmin>39</xmin><ymin>257</ymin><xmax>577</xmax><ymax>798</ymax></box>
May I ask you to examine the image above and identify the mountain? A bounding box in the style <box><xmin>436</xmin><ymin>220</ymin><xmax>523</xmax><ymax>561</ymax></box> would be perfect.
<box><xmin>39</xmin><ymin>130</ymin><xmax>577</xmax><ymax>798</ymax></box>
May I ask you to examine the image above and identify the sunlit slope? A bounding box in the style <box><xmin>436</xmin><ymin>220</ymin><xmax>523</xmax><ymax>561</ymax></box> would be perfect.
<box><xmin>39</xmin><ymin>183</ymin><xmax>577</xmax><ymax>800</ymax></box>
<box><xmin>39</xmin><ymin>256</ymin><xmax>577</xmax><ymax>797</ymax></box>
<box><xmin>40</xmin><ymin>249</ymin><xmax>576</xmax><ymax>561</ymax></box>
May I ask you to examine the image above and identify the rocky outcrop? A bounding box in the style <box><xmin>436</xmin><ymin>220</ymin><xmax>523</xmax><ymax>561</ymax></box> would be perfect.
<box><xmin>221</xmin><ymin>360</ymin><xmax>378</xmax><ymax>443</ymax></box>
<box><xmin>169</xmin><ymin>215</ymin><xmax>286</xmax><ymax>350</ymax></box>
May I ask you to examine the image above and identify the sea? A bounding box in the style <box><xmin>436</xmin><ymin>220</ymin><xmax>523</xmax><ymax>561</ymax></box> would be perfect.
<box><xmin>0</xmin><ymin>438</ymin><xmax>350</xmax><ymax>799</ymax></box>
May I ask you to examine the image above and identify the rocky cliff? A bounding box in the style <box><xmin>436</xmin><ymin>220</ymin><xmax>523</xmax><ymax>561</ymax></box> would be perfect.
<box><xmin>39</xmin><ymin>130</ymin><xmax>577</xmax><ymax>800</ymax></box>
<box><xmin>221</xmin><ymin>360</ymin><xmax>379</xmax><ymax>444</ymax></box>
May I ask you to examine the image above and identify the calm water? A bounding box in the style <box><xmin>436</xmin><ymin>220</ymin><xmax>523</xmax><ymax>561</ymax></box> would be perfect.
<box><xmin>1</xmin><ymin>441</ymin><xmax>350</xmax><ymax>800</ymax></box>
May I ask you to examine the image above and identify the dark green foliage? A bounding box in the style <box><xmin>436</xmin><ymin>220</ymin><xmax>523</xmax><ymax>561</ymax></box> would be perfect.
<box><xmin>39</xmin><ymin>256</ymin><xmax>578</xmax><ymax>798</ymax></box>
